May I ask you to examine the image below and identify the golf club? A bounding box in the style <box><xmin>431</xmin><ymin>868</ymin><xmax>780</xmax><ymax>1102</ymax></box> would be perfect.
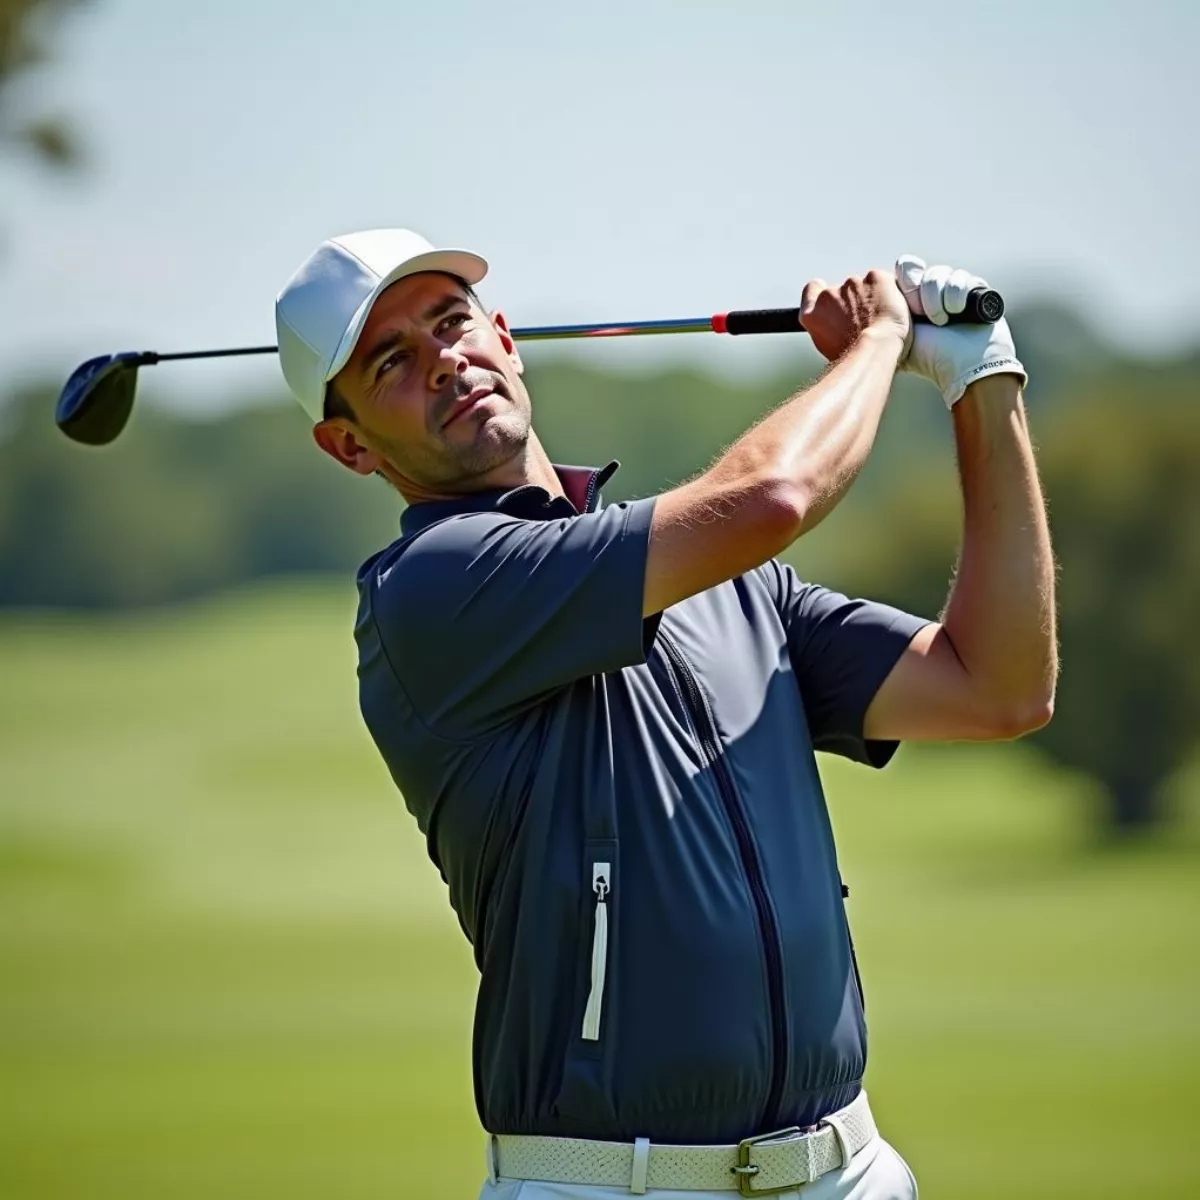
<box><xmin>55</xmin><ymin>288</ymin><xmax>1004</xmax><ymax>446</ymax></box>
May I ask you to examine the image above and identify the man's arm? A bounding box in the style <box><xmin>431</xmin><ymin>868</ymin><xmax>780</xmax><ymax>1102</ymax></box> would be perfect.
<box><xmin>863</xmin><ymin>374</ymin><xmax>1058</xmax><ymax>741</ymax></box>
<box><xmin>644</xmin><ymin>271</ymin><xmax>911</xmax><ymax>617</ymax></box>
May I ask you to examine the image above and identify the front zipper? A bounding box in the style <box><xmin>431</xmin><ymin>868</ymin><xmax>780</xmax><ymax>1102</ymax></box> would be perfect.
<box><xmin>581</xmin><ymin>861</ymin><xmax>611</xmax><ymax>1041</ymax></box>
<box><xmin>658</xmin><ymin>630</ymin><xmax>789</xmax><ymax>1130</ymax></box>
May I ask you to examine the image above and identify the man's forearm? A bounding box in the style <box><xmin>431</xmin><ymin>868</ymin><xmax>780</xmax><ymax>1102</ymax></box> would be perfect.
<box><xmin>643</xmin><ymin>327</ymin><xmax>905</xmax><ymax>616</ymax></box>
<box><xmin>941</xmin><ymin>375</ymin><xmax>1058</xmax><ymax>725</ymax></box>
<box><xmin>706</xmin><ymin>326</ymin><xmax>906</xmax><ymax>534</ymax></box>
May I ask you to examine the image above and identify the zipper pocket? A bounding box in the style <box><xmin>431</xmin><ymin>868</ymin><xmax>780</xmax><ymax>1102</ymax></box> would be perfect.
<box><xmin>842</xmin><ymin>880</ymin><xmax>865</xmax><ymax>1013</ymax></box>
<box><xmin>581</xmin><ymin>861</ymin><xmax>611</xmax><ymax>1041</ymax></box>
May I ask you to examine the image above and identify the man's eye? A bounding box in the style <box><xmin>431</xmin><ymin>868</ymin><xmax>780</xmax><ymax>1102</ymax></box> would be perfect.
<box><xmin>376</xmin><ymin>351</ymin><xmax>409</xmax><ymax>380</ymax></box>
<box><xmin>438</xmin><ymin>312</ymin><xmax>470</xmax><ymax>335</ymax></box>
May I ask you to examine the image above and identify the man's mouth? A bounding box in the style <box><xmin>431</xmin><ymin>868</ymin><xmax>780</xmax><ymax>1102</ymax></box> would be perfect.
<box><xmin>442</xmin><ymin>386</ymin><xmax>497</xmax><ymax>429</ymax></box>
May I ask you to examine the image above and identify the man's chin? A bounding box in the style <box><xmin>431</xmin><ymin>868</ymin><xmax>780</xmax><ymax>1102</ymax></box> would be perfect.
<box><xmin>446</xmin><ymin>413</ymin><xmax>529</xmax><ymax>475</ymax></box>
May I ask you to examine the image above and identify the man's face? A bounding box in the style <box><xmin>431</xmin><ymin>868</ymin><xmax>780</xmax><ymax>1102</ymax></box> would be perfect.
<box><xmin>314</xmin><ymin>272</ymin><xmax>532</xmax><ymax>495</ymax></box>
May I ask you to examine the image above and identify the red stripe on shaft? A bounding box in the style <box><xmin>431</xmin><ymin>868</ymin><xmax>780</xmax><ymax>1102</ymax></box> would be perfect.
<box><xmin>711</xmin><ymin>312</ymin><xmax>728</xmax><ymax>334</ymax></box>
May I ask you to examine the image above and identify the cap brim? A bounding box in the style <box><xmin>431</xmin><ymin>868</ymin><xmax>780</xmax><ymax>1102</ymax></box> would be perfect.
<box><xmin>327</xmin><ymin>248</ymin><xmax>489</xmax><ymax>381</ymax></box>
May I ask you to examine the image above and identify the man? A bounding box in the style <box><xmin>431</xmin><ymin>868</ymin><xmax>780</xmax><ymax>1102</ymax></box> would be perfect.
<box><xmin>275</xmin><ymin>229</ymin><xmax>1056</xmax><ymax>1199</ymax></box>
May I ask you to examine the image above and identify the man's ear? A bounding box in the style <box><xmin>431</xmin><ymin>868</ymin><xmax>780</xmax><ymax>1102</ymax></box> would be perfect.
<box><xmin>312</xmin><ymin>419</ymin><xmax>384</xmax><ymax>477</ymax></box>
<box><xmin>490</xmin><ymin>309</ymin><xmax>524</xmax><ymax>376</ymax></box>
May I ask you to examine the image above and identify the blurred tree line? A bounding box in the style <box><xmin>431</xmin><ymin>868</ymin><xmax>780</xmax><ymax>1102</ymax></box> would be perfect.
<box><xmin>1</xmin><ymin>0</ymin><xmax>85</xmax><ymax>174</ymax></box>
<box><xmin>1</xmin><ymin>304</ymin><xmax>1197</xmax><ymax>834</ymax></box>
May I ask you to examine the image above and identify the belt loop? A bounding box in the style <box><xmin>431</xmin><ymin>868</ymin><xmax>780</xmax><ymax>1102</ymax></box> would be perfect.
<box><xmin>486</xmin><ymin>1133</ymin><xmax>500</xmax><ymax>1184</ymax></box>
<box><xmin>820</xmin><ymin>1113</ymin><xmax>853</xmax><ymax>1169</ymax></box>
<box><xmin>630</xmin><ymin>1136</ymin><xmax>650</xmax><ymax>1194</ymax></box>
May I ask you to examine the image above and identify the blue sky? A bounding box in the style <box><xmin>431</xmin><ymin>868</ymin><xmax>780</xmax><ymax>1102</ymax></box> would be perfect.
<box><xmin>1</xmin><ymin>0</ymin><xmax>1196</xmax><ymax>408</ymax></box>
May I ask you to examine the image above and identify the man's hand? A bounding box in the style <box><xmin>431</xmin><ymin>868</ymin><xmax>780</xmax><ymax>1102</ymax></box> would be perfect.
<box><xmin>800</xmin><ymin>269</ymin><xmax>912</xmax><ymax>363</ymax></box>
<box><xmin>895</xmin><ymin>255</ymin><xmax>1028</xmax><ymax>407</ymax></box>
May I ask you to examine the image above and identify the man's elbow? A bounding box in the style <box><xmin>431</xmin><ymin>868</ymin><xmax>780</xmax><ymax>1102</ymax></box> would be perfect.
<box><xmin>720</xmin><ymin>472</ymin><xmax>806</xmax><ymax>556</ymax></box>
<box><xmin>982</xmin><ymin>691</ymin><xmax>1055</xmax><ymax>740</ymax></box>
<box><xmin>740</xmin><ymin>473</ymin><xmax>809</xmax><ymax>553</ymax></box>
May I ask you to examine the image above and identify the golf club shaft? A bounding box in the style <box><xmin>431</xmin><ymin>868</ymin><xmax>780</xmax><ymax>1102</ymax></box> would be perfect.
<box><xmin>143</xmin><ymin>314</ymin><xmax>755</xmax><ymax>363</ymax></box>
<box><xmin>141</xmin><ymin>287</ymin><xmax>1004</xmax><ymax>362</ymax></box>
<box><xmin>154</xmin><ymin>346</ymin><xmax>278</xmax><ymax>362</ymax></box>
<box><xmin>514</xmin><ymin>316</ymin><xmax>717</xmax><ymax>340</ymax></box>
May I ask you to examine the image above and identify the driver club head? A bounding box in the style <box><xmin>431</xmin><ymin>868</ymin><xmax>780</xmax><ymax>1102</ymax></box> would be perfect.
<box><xmin>55</xmin><ymin>353</ymin><xmax>150</xmax><ymax>446</ymax></box>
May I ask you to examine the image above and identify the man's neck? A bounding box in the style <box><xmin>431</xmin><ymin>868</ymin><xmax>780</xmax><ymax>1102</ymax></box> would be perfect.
<box><xmin>506</xmin><ymin>433</ymin><xmax>563</xmax><ymax>497</ymax></box>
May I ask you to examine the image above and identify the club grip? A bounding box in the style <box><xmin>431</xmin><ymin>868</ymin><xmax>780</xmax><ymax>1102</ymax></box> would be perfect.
<box><xmin>720</xmin><ymin>286</ymin><xmax>1004</xmax><ymax>336</ymax></box>
<box><xmin>945</xmin><ymin>286</ymin><xmax>1005</xmax><ymax>324</ymax></box>
<box><xmin>720</xmin><ymin>308</ymin><xmax>805</xmax><ymax>336</ymax></box>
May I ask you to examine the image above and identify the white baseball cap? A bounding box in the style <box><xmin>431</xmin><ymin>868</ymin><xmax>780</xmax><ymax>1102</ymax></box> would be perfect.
<box><xmin>275</xmin><ymin>228</ymin><xmax>488</xmax><ymax>422</ymax></box>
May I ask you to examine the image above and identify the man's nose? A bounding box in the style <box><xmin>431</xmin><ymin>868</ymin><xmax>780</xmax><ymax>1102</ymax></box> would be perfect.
<box><xmin>428</xmin><ymin>343</ymin><xmax>469</xmax><ymax>391</ymax></box>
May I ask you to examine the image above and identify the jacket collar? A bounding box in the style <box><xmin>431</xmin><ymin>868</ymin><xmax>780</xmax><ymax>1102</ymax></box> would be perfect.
<box><xmin>400</xmin><ymin>460</ymin><xmax>621</xmax><ymax>537</ymax></box>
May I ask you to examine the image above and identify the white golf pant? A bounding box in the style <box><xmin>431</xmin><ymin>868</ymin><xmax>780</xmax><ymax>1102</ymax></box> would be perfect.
<box><xmin>478</xmin><ymin>1134</ymin><xmax>918</xmax><ymax>1199</ymax></box>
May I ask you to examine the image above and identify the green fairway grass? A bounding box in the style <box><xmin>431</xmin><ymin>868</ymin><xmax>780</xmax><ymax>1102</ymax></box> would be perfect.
<box><xmin>1</xmin><ymin>582</ymin><xmax>1197</xmax><ymax>1198</ymax></box>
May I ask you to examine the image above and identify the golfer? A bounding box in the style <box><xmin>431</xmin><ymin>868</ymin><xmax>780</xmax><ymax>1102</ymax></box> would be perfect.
<box><xmin>275</xmin><ymin>230</ymin><xmax>1056</xmax><ymax>1198</ymax></box>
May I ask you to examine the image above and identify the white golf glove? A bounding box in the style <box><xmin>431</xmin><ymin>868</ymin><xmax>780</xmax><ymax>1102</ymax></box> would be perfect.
<box><xmin>896</xmin><ymin>255</ymin><xmax>1027</xmax><ymax>407</ymax></box>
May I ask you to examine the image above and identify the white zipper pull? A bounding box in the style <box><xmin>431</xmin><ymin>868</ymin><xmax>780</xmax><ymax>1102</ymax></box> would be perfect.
<box><xmin>581</xmin><ymin>861</ymin><xmax>611</xmax><ymax>1041</ymax></box>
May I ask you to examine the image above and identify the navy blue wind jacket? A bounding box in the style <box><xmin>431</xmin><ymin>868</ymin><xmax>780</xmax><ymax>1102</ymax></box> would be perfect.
<box><xmin>355</xmin><ymin>463</ymin><xmax>928</xmax><ymax>1144</ymax></box>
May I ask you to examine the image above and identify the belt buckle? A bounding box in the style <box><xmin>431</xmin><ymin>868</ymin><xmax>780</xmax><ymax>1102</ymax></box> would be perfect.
<box><xmin>733</xmin><ymin>1126</ymin><xmax>803</xmax><ymax>1197</ymax></box>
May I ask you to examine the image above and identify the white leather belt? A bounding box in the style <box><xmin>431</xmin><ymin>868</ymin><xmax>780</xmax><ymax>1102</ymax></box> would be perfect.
<box><xmin>489</xmin><ymin>1090</ymin><xmax>876</xmax><ymax>1195</ymax></box>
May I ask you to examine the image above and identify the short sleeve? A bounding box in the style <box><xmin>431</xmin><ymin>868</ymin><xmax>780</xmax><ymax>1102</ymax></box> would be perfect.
<box><xmin>756</xmin><ymin>559</ymin><xmax>931</xmax><ymax>767</ymax></box>
<box><xmin>363</xmin><ymin>497</ymin><xmax>658</xmax><ymax>738</ymax></box>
